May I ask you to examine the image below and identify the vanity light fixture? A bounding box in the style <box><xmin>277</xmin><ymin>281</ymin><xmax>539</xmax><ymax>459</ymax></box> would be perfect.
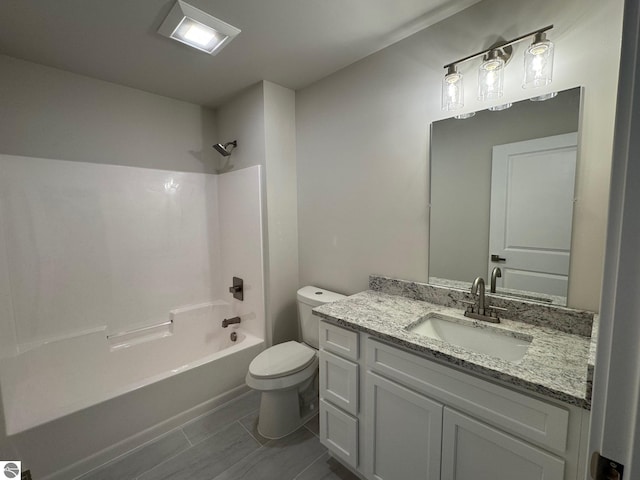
<box><xmin>158</xmin><ymin>0</ymin><xmax>240</xmax><ymax>55</ymax></box>
<box><xmin>441</xmin><ymin>25</ymin><xmax>554</xmax><ymax>111</ymax></box>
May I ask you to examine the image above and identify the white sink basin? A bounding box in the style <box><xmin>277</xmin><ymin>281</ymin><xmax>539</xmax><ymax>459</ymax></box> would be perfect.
<box><xmin>406</xmin><ymin>313</ymin><xmax>532</xmax><ymax>362</ymax></box>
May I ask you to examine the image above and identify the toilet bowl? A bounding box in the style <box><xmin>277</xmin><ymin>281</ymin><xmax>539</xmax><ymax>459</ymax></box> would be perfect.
<box><xmin>245</xmin><ymin>286</ymin><xmax>345</xmax><ymax>439</ymax></box>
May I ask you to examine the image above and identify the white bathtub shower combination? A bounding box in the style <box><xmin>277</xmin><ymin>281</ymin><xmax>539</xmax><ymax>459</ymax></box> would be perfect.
<box><xmin>1</xmin><ymin>301</ymin><xmax>263</xmax><ymax>435</ymax></box>
<box><xmin>0</xmin><ymin>155</ymin><xmax>266</xmax><ymax>478</ymax></box>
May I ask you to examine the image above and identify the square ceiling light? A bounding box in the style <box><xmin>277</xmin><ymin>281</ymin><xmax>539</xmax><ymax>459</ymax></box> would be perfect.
<box><xmin>158</xmin><ymin>1</ymin><xmax>240</xmax><ymax>55</ymax></box>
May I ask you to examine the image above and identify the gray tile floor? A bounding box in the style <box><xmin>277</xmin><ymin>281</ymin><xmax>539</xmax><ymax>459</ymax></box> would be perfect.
<box><xmin>78</xmin><ymin>391</ymin><xmax>360</xmax><ymax>480</ymax></box>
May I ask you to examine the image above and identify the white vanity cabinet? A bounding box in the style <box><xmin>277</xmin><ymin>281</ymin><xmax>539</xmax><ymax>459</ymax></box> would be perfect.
<box><xmin>318</xmin><ymin>320</ymin><xmax>590</xmax><ymax>480</ymax></box>
<box><xmin>319</xmin><ymin>321</ymin><xmax>360</xmax><ymax>469</ymax></box>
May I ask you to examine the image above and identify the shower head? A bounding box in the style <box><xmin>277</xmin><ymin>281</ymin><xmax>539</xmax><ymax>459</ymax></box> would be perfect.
<box><xmin>213</xmin><ymin>140</ymin><xmax>237</xmax><ymax>157</ymax></box>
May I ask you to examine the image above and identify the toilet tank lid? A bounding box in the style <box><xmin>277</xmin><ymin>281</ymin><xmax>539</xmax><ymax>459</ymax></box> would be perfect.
<box><xmin>297</xmin><ymin>286</ymin><xmax>346</xmax><ymax>307</ymax></box>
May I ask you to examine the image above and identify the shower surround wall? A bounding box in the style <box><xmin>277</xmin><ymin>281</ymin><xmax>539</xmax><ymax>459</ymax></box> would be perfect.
<box><xmin>0</xmin><ymin>155</ymin><xmax>265</xmax><ymax>476</ymax></box>
<box><xmin>0</xmin><ymin>155</ymin><xmax>264</xmax><ymax>350</ymax></box>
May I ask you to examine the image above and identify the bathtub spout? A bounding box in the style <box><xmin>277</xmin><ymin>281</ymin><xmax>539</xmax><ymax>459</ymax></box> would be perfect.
<box><xmin>222</xmin><ymin>316</ymin><xmax>241</xmax><ymax>328</ymax></box>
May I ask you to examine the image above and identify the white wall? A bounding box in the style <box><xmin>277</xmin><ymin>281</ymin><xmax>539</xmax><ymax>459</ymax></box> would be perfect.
<box><xmin>215</xmin><ymin>83</ymin><xmax>266</xmax><ymax>173</ymax></box>
<box><xmin>0</xmin><ymin>55</ymin><xmax>218</xmax><ymax>173</ymax></box>
<box><xmin>218</xmin><ymin>166</ymin><xmax>266</xmax><ymax>340</ymax></box>
<box><xmin>0</xmin><ymin>55</ymin><xmax>230</xmax><ymax>354</ymax></box>
<box><xmin>215</xmin><ymin>81</ymin><xmax>300</xmax><ymax>344</ymax></box>
<box><xmin>0</xmin><ymin>155</ymin><xmax>224</xmax><ymax>350</ymax></box>
<box><xmin>296</xmin><ymin>0</ymin><xmax>623</xmax><ymax>311</ymax></box>
<box><xmin>264</xmin><ymin>82</ymin><xmax>299</xmax><ymax>344</ymax></box>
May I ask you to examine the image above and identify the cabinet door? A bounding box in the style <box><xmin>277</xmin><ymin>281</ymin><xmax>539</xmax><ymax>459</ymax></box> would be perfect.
<box><xmin>365</xmin><ymin>372</ymin><xmax>443</xmax><ymax>480</ymax></box>
<box><xmin>442</xmin><ymin>407</ymin><xmax>565</xmax><ymax>480</ymax></box>
<box><xmin>320</xmin><ymin>399</ymin><xmax>359</xmax><ymax>469</ymax></box>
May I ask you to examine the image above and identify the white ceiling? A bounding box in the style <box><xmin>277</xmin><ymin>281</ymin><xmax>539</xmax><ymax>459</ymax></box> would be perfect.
<box><xmin>0</xmin><ymin>0</ymin><xmax>479</xmax><ymax>107</ymax></box>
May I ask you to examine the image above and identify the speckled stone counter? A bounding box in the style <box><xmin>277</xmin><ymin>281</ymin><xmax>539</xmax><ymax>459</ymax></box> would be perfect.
<box><xmin>370</xmin><ymin>275</ymin><xmax>594</xmax><ymax>336</ymax></box>
<box><xmin>314</xmin><ymin>288</ymin><xmax>594</xmax><ymax>410</ymax></box>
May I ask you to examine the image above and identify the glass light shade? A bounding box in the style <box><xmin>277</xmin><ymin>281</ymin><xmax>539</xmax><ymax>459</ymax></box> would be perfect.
<box><xmin>488</xmin><ymin>103</ymin><xmax>512</xmax><ymax>111</ymax></box>
<box><xmin>442</xmin><ymin>70</ymin><xmax>464</xmax><ymax>111</ymax></box>
<box><xmin>478</xmin><ymin>54</ymin><xmax>505</xmax><ymax>101</ymax></box>
<box><xmin>523</xmin><ymin>38</ymin><xmax>554</xmax><ymax>88</ymax></box>
<box><xmin>530</xmin><ymin>91</ymin><xmax>558</xmax><ymax>101</ymax></box>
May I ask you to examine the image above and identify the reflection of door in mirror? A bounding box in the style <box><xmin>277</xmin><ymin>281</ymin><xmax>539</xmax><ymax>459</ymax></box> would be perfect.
<box><xmin>488</xmin><ymin>133</ymin><xmax>577</xmax><ymax>298</ymax></box>
<box><xmin>428</xmin><ymin>87</ymin><xmax>582</xmax><ymax>306</ymax></box>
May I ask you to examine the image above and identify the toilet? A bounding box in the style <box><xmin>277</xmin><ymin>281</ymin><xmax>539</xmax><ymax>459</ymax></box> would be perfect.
<box><xmin>246</xmin><ymin>286</ymin><xmax>346</xmax><ymax>439</ymax></box>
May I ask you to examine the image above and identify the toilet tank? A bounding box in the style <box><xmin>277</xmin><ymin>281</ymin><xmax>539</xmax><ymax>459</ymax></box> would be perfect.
<box><xmin>297</xmin><ymin>286</ymin><xmax>346</xmax><ymax>349</ymax></box>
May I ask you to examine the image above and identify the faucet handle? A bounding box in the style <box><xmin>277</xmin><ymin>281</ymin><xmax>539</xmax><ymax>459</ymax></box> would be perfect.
<box><xmin>460</xmin><ymin>300</ymin><xmax>475</xmax><ymax>313</ymax></box>
<box><xmin>488</xmin><ymin>305</ymin><xmax>508</xmax><ymax>312</ymax></box>
<box><xmin>485</xmin><ymin>305</ymin><xmax>507</xmax><ymax>320</ymax></box>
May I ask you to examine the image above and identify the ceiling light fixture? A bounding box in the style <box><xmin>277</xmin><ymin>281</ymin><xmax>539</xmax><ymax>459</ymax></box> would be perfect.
<box><xmin>441</xmin><ymin>25</ymin><xmax>554</xmax><ymax>111</ymax></box>
<box><xmin>158</xmin><ymin>1</ymin><xmax>240</xmax><ymax>55</ymax></box>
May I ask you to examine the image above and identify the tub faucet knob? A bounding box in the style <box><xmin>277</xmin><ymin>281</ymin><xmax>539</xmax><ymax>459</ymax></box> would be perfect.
<box><xmin>229</xmin><ymin>277</ymin><xmax>244</xmax><ymax>301</ymax></box>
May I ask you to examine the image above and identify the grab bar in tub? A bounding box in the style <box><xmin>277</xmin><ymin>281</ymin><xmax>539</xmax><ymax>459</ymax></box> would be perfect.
<box><xmin>106</xmin><ymin>320</ymin><xmax>173</xmax><ymax>340</ymax></box>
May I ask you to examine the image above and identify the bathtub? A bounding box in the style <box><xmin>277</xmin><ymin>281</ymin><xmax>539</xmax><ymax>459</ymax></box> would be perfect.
<box><xmin>0</xmin><ymin>301</ymin><xmax>264</xmax><ymax>478</ymax></box>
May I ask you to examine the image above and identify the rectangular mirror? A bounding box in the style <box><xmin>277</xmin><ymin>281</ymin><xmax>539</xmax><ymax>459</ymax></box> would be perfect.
<box><xmin>429</xmin><ymin>87</ymin><xmax>582</xmax><ymax>306</ymax></box>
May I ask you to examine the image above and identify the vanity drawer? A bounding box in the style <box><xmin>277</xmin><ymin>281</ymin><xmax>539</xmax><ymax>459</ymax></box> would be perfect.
<box><xmin>366</xmin><ymin>338</ymin><xmax>569</xmax><ymax>453</ymax></box>
<box><xmin>320</xmin><ymin>321</ymin><xmax>359</xmax><ymax>360</ymax></box>
<box><xmin>320</xmin><ymin>399</ymin><xmax>358</xmax><ymax>469</ymax></box>
<box><xmin>319</xmin><ymin>350</ymin><xmax>359</xmax><ymax>416</ymax></box>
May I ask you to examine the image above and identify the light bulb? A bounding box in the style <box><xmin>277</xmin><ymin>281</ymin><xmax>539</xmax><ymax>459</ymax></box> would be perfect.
<box><xmin>478</xmin><ymin>51</ymin><xmax>504</xmax><ymax>101</ymax></box>
<box><xmin>184</xmin><ymin>24</ymin><xmax>216</xmax><ymax>46</ymax></box>
<box><xmin>442</xmin><ymin>67</ymin><xmax>464</xmax><ymax>111</ymax></box>
<box><xmin>523</xmin><ymin>32</ymin><xmax>554</xmax><ymax>88</ymax></box>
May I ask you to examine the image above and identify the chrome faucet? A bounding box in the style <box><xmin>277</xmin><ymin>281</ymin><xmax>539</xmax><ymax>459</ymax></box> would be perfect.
<box><xmin>490</xmin><ymin>267</ymin><xmax>502</xmax><ymax>293</ymax></box>
<box><xmin>463</xmin><ymin>276</ymin><xmax>504</xmax><ymax>323</ymax></box>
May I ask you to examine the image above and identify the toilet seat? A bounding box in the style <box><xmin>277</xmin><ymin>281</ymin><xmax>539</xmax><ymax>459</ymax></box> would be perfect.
<box><xmin>249</xmin><ymin>341</ymin><xmax>316</xmax><ymax>379</ymax></box>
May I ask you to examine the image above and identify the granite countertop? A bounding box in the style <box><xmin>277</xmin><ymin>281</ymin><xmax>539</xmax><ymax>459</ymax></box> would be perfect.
<box><xmin>314</xmin><ymin>290</ymin><xmax>593</xmax><ymax>409</ymax></box>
